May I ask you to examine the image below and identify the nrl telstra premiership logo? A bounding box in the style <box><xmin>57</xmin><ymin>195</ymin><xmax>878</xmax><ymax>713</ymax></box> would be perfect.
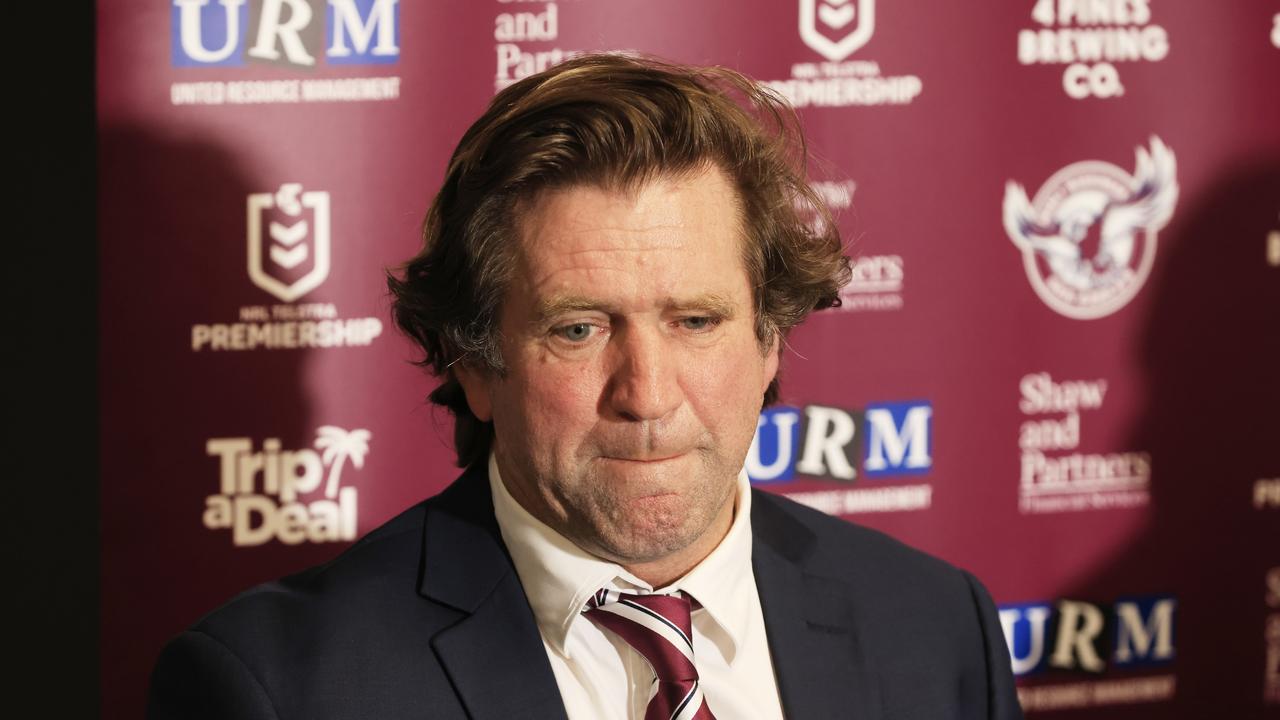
<box><xmin>247</xmin><ymin>183</ymin><xmax>331</xmax><ymax>302</ymax></box>
<box><xmin>799</xmin><ymin>0</ymin><xmax>875</xmax><ymax>62</ymax></box>
<box><xmin>1003</xmin><ymin>137</ymin><xmax>1178</xmax><ymax>320</ymax></box>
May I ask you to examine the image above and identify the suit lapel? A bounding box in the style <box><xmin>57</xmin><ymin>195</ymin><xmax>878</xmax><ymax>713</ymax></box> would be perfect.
<box><xmin>751</xmin><ymin>491</ymin><xmax>881</xmax><ymax>720</ymax></box>
<box><xmin>419</xmin><ymin>466</ymin><xmax>569</xmax><ymax>720</ymax></box>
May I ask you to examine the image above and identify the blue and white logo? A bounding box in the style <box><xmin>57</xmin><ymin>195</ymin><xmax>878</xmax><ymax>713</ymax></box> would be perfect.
<box><xmin>172</xmin><ymin>0</ymin><xmax>400</xmax><ymax>68</ymax></box>
<box><xmin>747</xmin><ymin>400</ymin><xmax>931</xmax><ymax>484</ymax></box>
<box><xmin>998</xmin><ymin>595</ymin><xmax>1177</xmax><ymax>677</ymax></box>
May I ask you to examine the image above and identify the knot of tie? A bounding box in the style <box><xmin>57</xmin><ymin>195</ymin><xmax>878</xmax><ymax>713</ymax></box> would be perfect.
<box><xmin>584</xmin><ymin>589</ymin><xmax>716</xmax><ymax>719</ymax></box>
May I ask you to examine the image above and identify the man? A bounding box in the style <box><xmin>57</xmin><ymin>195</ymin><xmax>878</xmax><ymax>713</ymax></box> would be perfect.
<box><xmin>150</xmin><ymin>54</ymin><xmax>1022</xmax><ymax>719</ymax></box>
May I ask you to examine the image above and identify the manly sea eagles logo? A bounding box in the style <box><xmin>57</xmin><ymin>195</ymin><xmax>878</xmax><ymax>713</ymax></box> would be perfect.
<box><xmin>247</xmin><ymin>183</ymin><xmax>331</xmax><ymax>302</ymax></box>
<box><xmin>799</xmin><ymin>0</ymin><xmax>875</xmax><ymax>62</ymax></box>
<box><xmin>1003</xmin><ymin>137</ymin><xmax>1178</xmax><ymax>320</ymax></box>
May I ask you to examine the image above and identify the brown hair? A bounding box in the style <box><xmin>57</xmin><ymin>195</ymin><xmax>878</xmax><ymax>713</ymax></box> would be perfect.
<box><xmin>389</xmin><ymin>53</ymin><xmax>850</xmax><ymax>468</ymax></box>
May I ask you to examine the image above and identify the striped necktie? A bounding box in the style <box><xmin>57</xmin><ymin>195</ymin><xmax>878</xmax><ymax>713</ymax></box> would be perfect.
<box><xmin>584</xmin><ymin>589</ymin><xmax>717</xmax><ymax>720</ymax></box>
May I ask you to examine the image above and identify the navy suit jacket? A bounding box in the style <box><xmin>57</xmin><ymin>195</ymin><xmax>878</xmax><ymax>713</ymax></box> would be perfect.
<box><xmin>149</xmin><ymin>464</ymin><xmax>1023</xmax><ymax>719</ymax></box>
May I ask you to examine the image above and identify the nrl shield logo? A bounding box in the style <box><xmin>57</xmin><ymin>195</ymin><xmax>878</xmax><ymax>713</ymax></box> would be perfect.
<box><xmin>1003</xmin><ymin>137</ymin><xmax>1178</xmax><ymax>320</ymax></box>
<box><xmin>799</xmin><ymin>0</ymin><xmax>875</xmax><ymax>62</ymax></box>
<box><xmin>247</xmin><ymin>183</ymin><xmax>331</xmax><ymax>302</ymax></box>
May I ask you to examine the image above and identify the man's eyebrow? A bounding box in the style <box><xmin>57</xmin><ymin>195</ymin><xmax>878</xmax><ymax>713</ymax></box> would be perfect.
<box><xmin>532</xmin><ymin>296</ymin><xmax>617</xmax><ymax>322</ymax></box>
<box><xmin>532</xmin><ymin>294</ymin><xmax>739</xmax><ymax>322</ymax></box>
<box><xmin>671</xmin><ymin>293</ymin><xmax>737</xmax><ymax>318</ymax></box>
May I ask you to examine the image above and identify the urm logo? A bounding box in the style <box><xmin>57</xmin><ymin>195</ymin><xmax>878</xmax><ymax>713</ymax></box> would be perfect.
<box><xmin>172</xmin><ymin>0</ymin><xmax>400</xmax><ymax>68</ymax></box>
<box><xmin>746</xmin><ymin>400</ymin><xmax>931</xmax><ymax>483</ymax></box>
<box><xmin>998</xmin><ymin>595</ymin><xmax>1176</xmax><ymax>677</ymax></box>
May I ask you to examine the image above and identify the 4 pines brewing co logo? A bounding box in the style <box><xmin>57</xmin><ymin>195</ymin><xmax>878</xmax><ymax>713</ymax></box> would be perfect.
<box><xmin>204</xmin><ymin>426</ymin><xmax>370</xmax><ymax>546</ymax></box>
<box><xmin>764</xmin><ymin>0</ymin><xmax>923</xmax><ymax>108</ymax></box>
<box><xmin>190</xmin><ymin>183</ymin><xmax>383</xmax><ymax>353</ymax></box>
<box><xmin>1015</xmin><ymin>0</ymin><xmax>1170</xmax><ymax>100</ymax></box>
<box><xmin>1003</xmin><ymin>137</ymin><xmax>1178</xmax><ymax>320</ymax></box>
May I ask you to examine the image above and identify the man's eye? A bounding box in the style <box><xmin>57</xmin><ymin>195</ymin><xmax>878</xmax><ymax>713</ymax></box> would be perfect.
<box><xmin>680</xmin><ymin>316</ymin><xmax>719</xmax><ymax>331</ymax></box>
<box><xmin>556</xmin><ymin>323</ymin><xmax>595</xmax><ymax>342</ymax></box>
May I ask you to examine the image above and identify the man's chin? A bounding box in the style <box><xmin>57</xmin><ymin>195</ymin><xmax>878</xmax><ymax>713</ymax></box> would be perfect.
<box><xmin>582</xmin><ymin>500</ymin><xmax>727</xmax><ymax>568</ymax></box>
<box><xmin>586</xmin><ymin>536</ymin><xmax>699</xmax><ymax>571</ymax></box>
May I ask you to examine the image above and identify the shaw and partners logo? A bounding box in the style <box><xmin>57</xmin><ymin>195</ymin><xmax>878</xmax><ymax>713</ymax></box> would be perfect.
<box><xmin>204</xmin><ymin>426</ymin><xmax>370</xmax><ymax>546</ymax></box>
<box><xmin>1016</xmin><ymin>371</ymin><xmax>1151</xmax><ymax>514</ymax></box>
<box><xmin>748</xmin><ymin>401</ymin><xmax>933</xmax><ymax>514</ymax></box>
<box><xmin>1000</xmin><ymin>594</ymin><xmax>1177</xmax><ymax>711</ymax></box>
<box><xmin>171</xmin><ymin>0</ymin><xmax>400</xmax><ymax>68</ymax></box>
<box><xmin>190</xmin><ymin>183</ymin><xmax>383</xmax><ymax>353</ymax></box>
<box><xmin>1004</xmin><ymin>136</ymin><xmax>1178</xmax><ymax>320</ymax></box>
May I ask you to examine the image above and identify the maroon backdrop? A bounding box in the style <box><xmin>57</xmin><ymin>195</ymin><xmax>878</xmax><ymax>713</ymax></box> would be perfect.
<box><xmin>98</xmin><ymin>1</ymin><xmax>1280</xmax><ymax>717</ymax></box>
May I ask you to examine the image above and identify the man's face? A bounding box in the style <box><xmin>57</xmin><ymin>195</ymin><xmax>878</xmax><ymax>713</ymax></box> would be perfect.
<box><xmin>458</xmin><ymin>165</ymin><xmax>778</xmax><ymax>577</ymax></box>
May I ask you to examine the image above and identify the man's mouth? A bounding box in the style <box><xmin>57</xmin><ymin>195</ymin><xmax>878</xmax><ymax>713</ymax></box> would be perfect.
<box><xmin>600</xmin><ymin>452</ymin><xmax>689</xmax><ymax>464</ymax></box>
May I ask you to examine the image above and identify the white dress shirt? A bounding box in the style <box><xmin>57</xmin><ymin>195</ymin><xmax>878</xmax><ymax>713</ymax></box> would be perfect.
<box><xmin>489</xmin><ymin>455</ymin><xmax>787</xmax><ymax>720</ymax></box>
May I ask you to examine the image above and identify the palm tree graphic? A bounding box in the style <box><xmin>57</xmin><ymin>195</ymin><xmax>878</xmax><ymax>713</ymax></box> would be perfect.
<box><xmin>314</xmin><ymin>426</ymin><xmax>372</xmax><ymax>499</ymax></box>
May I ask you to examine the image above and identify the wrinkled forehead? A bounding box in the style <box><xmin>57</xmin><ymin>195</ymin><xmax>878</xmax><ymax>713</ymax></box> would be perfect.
<box><xmin>500</xmin><ymin>166</ymin><xmax>755</xmax><ymax>313</ymax></box>
<box><xmin>523</xmin><ymin>165</ymin><xmax>741</xmax><ymax>245</ymax></box>
<box><xmin>509</xmin><ymin>164</ymin><xmax>748</xmax><ymax>259</ymax></box>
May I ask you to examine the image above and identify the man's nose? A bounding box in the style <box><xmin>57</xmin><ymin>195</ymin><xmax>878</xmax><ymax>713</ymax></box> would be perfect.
<box><xmin>606</xmin><ymin>325</ymin><xmax>682</xmax><ymax>422</ymax></box>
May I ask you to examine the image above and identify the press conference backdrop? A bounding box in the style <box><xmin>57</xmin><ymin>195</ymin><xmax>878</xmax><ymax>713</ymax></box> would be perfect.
<box><xmin>98</xmin><ymin>1</ymin><xmax>1280</xmax><ymax>717</ymax></box>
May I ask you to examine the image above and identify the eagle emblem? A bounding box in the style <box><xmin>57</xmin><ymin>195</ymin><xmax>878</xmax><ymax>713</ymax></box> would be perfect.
<box><xmin>1004</xmin><ymin>137</ymin><xmax>1178</xmax><ymax>319</ymax></box>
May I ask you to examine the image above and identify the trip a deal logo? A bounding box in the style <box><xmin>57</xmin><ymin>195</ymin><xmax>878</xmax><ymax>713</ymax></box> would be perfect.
<box><xmin>204</xmin><ymin>426</ymin><xmax>371</xmax><ymax>547</ymax></box>
<box><xmin>748</xmin><ymin>400</ymin><xmax>934</xmax><ymax>515</ymax></box>
<box><xmin>170</xmin><ymin>0</ymin><xmax>403</xmax><ymax>106</ymax></box>
<box><xmin>1000</xmin><ymin>594</ymin><xmax>1178</xmax><ymax>712</ymax></box>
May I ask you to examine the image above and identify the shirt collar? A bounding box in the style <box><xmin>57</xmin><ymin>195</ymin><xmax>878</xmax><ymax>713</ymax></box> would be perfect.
<box><xmin>489</xmin><ymin>454</ymin><xmax>755</xmax><ymax>662</ymax></box>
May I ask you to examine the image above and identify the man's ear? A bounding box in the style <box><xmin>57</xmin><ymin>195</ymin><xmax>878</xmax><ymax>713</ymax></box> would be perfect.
<box><xmin>454</xmin><ymin>364</ymin><xmax>494</xmax><ymax>422</ymax></box>
<box><xmin>762</xmin><ymin>332</ymin><xmax>781</xmax><ymax>396</ymax></box>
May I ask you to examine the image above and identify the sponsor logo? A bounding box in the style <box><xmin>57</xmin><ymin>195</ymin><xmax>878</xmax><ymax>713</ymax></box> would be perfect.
<box><xmin>1267</xmin><ymin>568</ymin><xmax>1280</xmax><ymax>704</ymax></box>
<box><xmin>803</xmin><ymin>180</ymin><xmax>906</xmax><ymax>314</ymax></box>
<box><xmin>169</xmin><ymin>0</ymin><xmax>402</xmax><ymax>105</ymax></box>
<box><xmin>189</xmin><ymin>183</ymin><xmax>383</xmax><ymax>352</ymax></box>
<box><xmin>799</xmin><ymin>0</ymin><xmax>874</xmax><ymax>62</ymax></box>
<box><xmin>1004</xmin><ymin>137</ymin><xmax>1178</xmax><ymax>319</ymax></box>
<box><xmin>808</xmin><ymin>179</ymin><xmax>857</xmax><ymax>228</ymax></box>
<box><xmin>172</xmin><ymin>0</ymin><xmax>400</xmax><ymax>68</ymax></box>
<box><xmin>1017</xmin><ymin>371</ymin><xmax>1151</xmax><ymax>514</ymax></box>
<box><xmin>1000</xmin><ymin>594</ymin><xmax>1177</xmax><ymax>711</ymax></box>
<box><xmin>493</xmin><ymin>1</ymin><xmax>585</xmax><ymax>92</ymax></box>
<box><xmin>204</xmin><ymin>426</ymin><xmax>370</xmax><ymax>546</ymax></box>
<box><xmin>763</xmin><ymin>0</ymin><xmax>922</xmax><ymax>109</ymax></box>
<box><xmin>748</xmin><ymin>400</ymin><xmax>933</xmax><ymax>514</ymax></box>
<box><xmin>837</xmin><ymin>254</ymin><xmax>904</xmax><ymax>312</ymax></box>
<box><xmin>1017</xmin><ymin>0</ymin><xmax>1169</xmax><ymax>100</ymax></box>
<box><xmin>248</xmin><ymin>183</ymin><xmax>330</xmax><ymax>302</ymax></box>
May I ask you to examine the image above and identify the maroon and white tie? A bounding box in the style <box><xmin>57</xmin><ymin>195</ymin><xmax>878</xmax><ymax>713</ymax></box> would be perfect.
<box><xmin>584</xmin><ymin>589</ymin><xmax>717</xmax><ymax>720</ymax></box>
